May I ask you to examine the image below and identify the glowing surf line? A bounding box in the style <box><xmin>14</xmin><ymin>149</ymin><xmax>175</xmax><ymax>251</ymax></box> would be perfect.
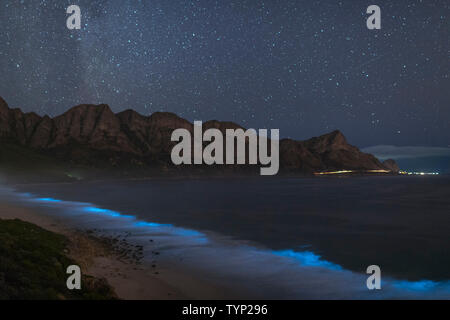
<box><xmin>273</xmin><ymin>249</ymin><xmax>343</xmax><ymax>270</ymax></box>
<box><xmin>19</xmin><ymin>192</ymin><xmax>450</xmax><ymax>295</ymax></box>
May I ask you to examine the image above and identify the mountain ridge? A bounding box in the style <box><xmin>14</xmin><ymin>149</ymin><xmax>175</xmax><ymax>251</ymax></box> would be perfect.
<box><xmin>0</xmin><ymin>97</ymin><xmax>397</xmax><ymax>175</ymax></box>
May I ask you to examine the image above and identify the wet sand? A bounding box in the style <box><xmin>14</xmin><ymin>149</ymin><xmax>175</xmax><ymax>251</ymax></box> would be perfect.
<box><xmin>0</xmin><ymin>201</ymin><xmax>231</xmax><ymax>300</ymax></box>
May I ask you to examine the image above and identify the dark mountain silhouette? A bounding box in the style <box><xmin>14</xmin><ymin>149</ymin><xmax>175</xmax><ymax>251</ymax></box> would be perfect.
<box><xmin>0</xmin><ymin>96</ymin><xmax>397</xmax><ymax>179</ymax></box>
<box><xmin>382</xmin><ymin>159</ymin><xmax>400</xmax><ymax>173</ymax></box>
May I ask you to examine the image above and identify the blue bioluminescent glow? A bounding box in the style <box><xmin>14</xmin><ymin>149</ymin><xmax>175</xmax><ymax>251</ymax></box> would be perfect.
<box><xmin>18</xmin><ymin>192</ymin><xmax>32</xmax><ymax>197</ymax></box>
<box><xmin>82</xmin><ymin>206</ymin><xmax>134</xmax><ymax>219</ymax></box>
<box><xmin>134</xmin><ymin>221</ymin><xmax>172</xmax><ymax>228</ymax></box>
<box><xmin>173</xmin><ymin>229</ymin><xmax>208</xmax><ymax>243</ymax></box>
<box><xmin>392</xmin><ymin>280</ymin><xmax>439</xmax><ymax>291</ymax></box>
<box><xmin>133</xmin><ymin>221</ymin><xmax>207</xmax><ymax>243</ymax></box>
<box><xmin>16</xmin><ymin>192</ymin><xmax>450</xmax><ymax>297</ymax></box>
<box><xmin>36</xmin><ymin>197</ymin><xmax>62</xmax><ymax>202</ymax></box>
<box><xmin>173</xmin><ymin>229</ymin><xmax>203</xmax><ymax>237</ymax></box>
<box><xmin>273</xmin><ymin>249</ymin><xmax>343</xmax><ymax>271</ymax></box>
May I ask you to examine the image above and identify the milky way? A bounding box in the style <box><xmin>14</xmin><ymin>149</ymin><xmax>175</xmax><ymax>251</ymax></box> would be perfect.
<box><xmin>0</xmin><ymin>0</ymin><xmax>448</xmax><ymax>147</ymax></box>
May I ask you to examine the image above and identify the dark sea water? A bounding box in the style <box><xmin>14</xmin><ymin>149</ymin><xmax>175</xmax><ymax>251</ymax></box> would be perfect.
<box><xmin>8</xmin><ymin>175</ymin><xmax>450</xmax><ymax>299</ymax></box>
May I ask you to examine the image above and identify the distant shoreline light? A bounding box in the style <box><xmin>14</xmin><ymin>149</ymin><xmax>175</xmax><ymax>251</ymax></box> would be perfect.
<box><xmin>314</xmin><ymin>169</ymin><xmax>390</xmax><ymax>175</ymax></box>
<box><xmin>314</xmin><ymin>170</ymin><xmax>440</xmax><ymax>176</ymax></box>
<box><xmin>399</xmin><ymin>171</ymin><xmax>440</xmax><ymax>176</ymax></box>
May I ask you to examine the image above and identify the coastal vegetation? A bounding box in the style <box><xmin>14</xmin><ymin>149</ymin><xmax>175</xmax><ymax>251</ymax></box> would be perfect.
<box><xmin>0</xmin><ymin>219</ymin><xmax>116</xmax><ymax>300</ymax></box>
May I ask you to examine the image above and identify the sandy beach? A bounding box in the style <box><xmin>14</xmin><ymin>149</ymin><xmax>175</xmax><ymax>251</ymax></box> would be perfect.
<box><xmin>0</xmin><ymin>201</ymin><xmax>190</xmax><ymax>300</ymax></box>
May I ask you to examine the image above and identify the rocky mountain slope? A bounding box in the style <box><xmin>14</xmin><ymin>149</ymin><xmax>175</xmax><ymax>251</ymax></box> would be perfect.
<box><xmin>0</xmin><ymin>96</ymin><xmax>397</xmax><ymax>175</ymax></box>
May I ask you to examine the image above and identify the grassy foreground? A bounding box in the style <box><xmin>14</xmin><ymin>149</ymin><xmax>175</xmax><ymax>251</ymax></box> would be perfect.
<box><xmin>0</xmin><ymin>219</ymin><xmax>117</xmax><ymax>300</ymax></box>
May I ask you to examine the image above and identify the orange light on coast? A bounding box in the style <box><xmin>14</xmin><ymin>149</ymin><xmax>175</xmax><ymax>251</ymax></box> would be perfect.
<box><xmin>314</xmin><ymin>169</ymin><xmax>391</xmax><ymax>175</ymax></box>
<box><xmin>314</xmin><ymin>170</ymin><xmax>354</xmax><ymax>175</ymax></box>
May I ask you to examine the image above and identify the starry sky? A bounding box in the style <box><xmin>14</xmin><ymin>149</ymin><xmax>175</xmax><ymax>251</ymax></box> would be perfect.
<box><xmin>0</xmin><ymin>0</ymin><xmax>448</xmax><ymax>148</ymax></box>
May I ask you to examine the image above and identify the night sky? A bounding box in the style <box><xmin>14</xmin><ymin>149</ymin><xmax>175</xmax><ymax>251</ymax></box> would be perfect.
<box><xmin>0</xmin><ymin>0</ymin><xmax>448</xmax><ymax>148</ymax></box>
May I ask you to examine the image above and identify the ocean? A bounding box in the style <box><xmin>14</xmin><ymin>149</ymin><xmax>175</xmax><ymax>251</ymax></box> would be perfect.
<box><xmin>6</xmin><ymin>175</ymin><xmax>450</xmax><ymax>299</ymax></box>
